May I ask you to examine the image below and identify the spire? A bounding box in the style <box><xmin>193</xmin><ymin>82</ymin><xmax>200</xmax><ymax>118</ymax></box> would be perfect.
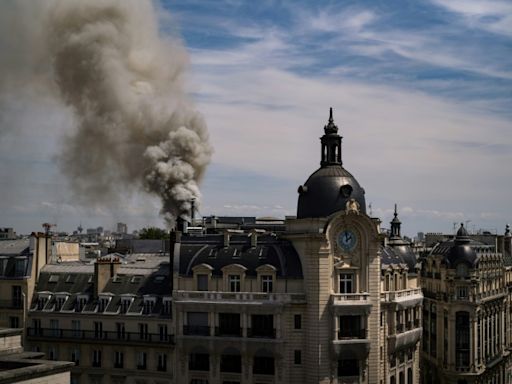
<box><xmin>324</xmin><ymin>107</ymin><xmax>338</xmax><ymax>134</ymax></box>
<box><xmin>320</xmin><ymin>107</ymin><xmax>342</xmax><ymax>166</ymax></box>
<box><xmin>390</xmin><ymin>203</ymin><xmax>401</xmax><ymax>239</ymax></box>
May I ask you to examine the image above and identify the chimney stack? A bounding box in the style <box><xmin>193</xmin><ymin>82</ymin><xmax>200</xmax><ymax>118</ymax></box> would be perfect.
<box><xmin>94</xmin><ymin>255</ymin><xmax>121</xmax><ymax>298</ymax></box>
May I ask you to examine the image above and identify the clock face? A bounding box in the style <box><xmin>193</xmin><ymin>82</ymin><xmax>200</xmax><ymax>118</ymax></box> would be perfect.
<box><xmin>338</xmin><ymin>229</ymin><xmax>357</xmax><ymax>252</ymax></box>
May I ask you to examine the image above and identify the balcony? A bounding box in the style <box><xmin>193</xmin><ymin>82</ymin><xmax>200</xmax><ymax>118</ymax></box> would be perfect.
<box><xmin>381</xmin><ymin>288</ymin><xmax>423</xmax><ymax>309</ymax></box>
<box><xmin>26</xmin><ymin>328</ymin><xmax>174</xmax><ymax>345</ymax></box>
<box><xmin>331</xmin><ymin>293</ymin><xmax>372</xmax><ymax>315</ymax></box>
<box><xmin>183</xmin><ymin>325</ymin><xmax>210</xmax><ymax>336</ymax></box>
<box><xmin>174</xmin><ymin>290</ymin><xmax>306</xmax><ymax>307</ymax></box>
<box><xmin>387</xmin><ymin>327</ymin><xmax>422</xmax><ymax>353</ymax></box>
<box><xmin>215</xmin><ymin>326</ymin><xmax>243</xmax><ymax>337</ymax></box>
<box><xmin>247</xmin><ymin>328</ymin><xmax>276</xmax><ymax>339</ymax></box>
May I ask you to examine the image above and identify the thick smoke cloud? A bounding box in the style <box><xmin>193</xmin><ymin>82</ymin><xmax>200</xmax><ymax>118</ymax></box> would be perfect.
<box><xmin>0</xmin><ymin>0</ymin><xmax>212</xmax><ymax>227</ymax></box>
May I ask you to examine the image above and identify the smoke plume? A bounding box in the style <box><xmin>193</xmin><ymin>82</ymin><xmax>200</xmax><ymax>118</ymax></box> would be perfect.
<box><xmin>0</xmin><ymin>0</ymin><xmax>212</xmax><ymax>227</ymax></box>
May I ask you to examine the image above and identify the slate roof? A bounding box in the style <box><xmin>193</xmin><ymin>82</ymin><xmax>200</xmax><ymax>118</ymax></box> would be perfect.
<box><xmin>0</xmin><ymin>239</ymin><xmax>30</xmax><ymax>255</ymax></box>
<box><xmin>32</xmin><ymin>253</ymin><xmax>171</xmax><ymax>317</ymax></box>
<box><xmin>178</xmin><ymin>234</ymin><xmax>303</xmax><ymax>278</ymax></box>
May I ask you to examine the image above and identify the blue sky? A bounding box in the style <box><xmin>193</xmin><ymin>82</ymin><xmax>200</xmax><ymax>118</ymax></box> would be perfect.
<box><xmin>159</xmin><ymin>0</ymin><xmax>512</xmax><ymax>236</ymax></box>
<box><xmin>0</xmin><ymin>0</ymin><xmax>511</xmax><ymax>236</ymax></box>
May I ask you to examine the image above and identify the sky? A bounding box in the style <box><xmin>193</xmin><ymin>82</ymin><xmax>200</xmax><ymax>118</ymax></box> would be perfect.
<box><xmin>1</xmin><ymin>0</ymin><xmax>511</xmax><ymax>237</ymax></box>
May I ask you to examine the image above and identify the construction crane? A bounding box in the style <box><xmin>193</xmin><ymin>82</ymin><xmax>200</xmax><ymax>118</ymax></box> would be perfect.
<box><xmin>42</xmin><ymin>223</ymin><xmax>57</xmax><ymax>236</ymax></box>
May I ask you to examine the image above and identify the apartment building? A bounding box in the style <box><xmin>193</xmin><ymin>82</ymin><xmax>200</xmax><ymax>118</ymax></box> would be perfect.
<box><xmin>25</xmin><ymin>253</ymin><xmax>173</xmax><ymax>384</ymax></box>
<box><xmin>21</xmin><ymin>110</ymin><xmax>424</xmax><ymax>384</ymax></box>
<box><xmin>420</xmin><ymin>223</ymin><xmax>512</xmax><ymax>383</ymax></box>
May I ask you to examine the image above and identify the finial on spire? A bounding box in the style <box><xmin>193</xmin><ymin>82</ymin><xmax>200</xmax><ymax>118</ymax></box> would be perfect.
<box><xmin>394</xmin><ymin>203</ymin><xmax>398</xmax><ymax>217</ymax></box>
<box><xmin>324</xmin><ymin>107</ymin><xmax>338</xmax><ymax>134</ymax></box>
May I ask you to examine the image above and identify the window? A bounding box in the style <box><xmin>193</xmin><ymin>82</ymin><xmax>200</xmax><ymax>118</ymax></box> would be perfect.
<box><xmin>55</xmin><ymin>296</ymin><xmax>66</xmax><ymax>311</ymax></box>
<box><xmin>116</xmin><ymin>322</ymin><xmax>126</xmax><ymax>339</ymax></box>
<box><xmin>32</xmin><ymin>319</ymin><xmax>42</xmax><ymax>336</ymax></box>
<box><xmin>456</xmin><ymin>311</ymin><xmax>470</xmax><ymax>368</ymax></box>
<box><xmin>189</xmin><ymin>353</ymin><xmax>209</xmax><ymax>371</ymax></box>
<box><xmin>253</xmin><ymin>356</ymin><xmax>275</xmax><ymax>375</ymax></box>
<box><xmin>162</xmin><ymin>299</ymin><xmax>172</xmax><ymax>316</ymax></box>
<box><xmin>250</xmin><ymin>314</ymin><xmax>274</xmax><ymax>338</ymax></box>
<box><xmin>138</xmin><ymin>323</ymin><xmax>149</xmax><ymax>340</ymax></box>
<box><xmin>218</xmin><ymin>313</ymin><xmax>241</xmax><ymax>337</ymax></box>
<box><xmin>9</xmin><ymin>316</ymin><xmax>19</xmax><ymax>328</ymax></box>
<box><xmin>294</xmin><ymin>314</ymin><xmax>302</xmax><ymax>330</ymax></box>
<box><xmin>48</xmin><ymin>346</ymin><xmax>57</xmax><ymax>360</ymax></box>
<box><xmin>339</xmin><ymin>273</ymin><xmax>354</xmax><ymax>293</ymax></box>
<box><xmin>261</xmin><ymin>275</ymin><xmax>273</xmax><ymax>293</ymax></box>
<box><xmin>98</xmin><ymin>297</ymin><xmax>109</xmax><ymax>312</ymax></box>
<box><xmin>228</xmin><ymin>275</ymin><xmax>241</xmax><ymax>292</ymax></box>
<box><xmin>457</xmin><ymin>286</ymin><xmax>468</xmax><ymax>299</ymax></box>
<box><xmin>339</xmin><ymin>316</ymin><xmax>363</xmax><ymax>339</ymax></box>
<box><xmin>185</xmin><ymin>312</ymin><xmax>209</xmax><ymax>336</ymax></box>
<box><xmin>15</xmin><ymin>259</ymin><xmax>26</xmax><ymax>276</ymax></box>
<box><xmin>220</xmin><ymin>353</ymin><xmax>241</xmax><ymax>373</ymax></box>
<box><xmin>11</xmin><ymin>286</ymin><xmax>22</xmax><ymax>308</ymax></box>
<box><xmin>142</xmin><ymin>299</ymin><xmax>155</xmax><ymax>314</ymax></box>
<box><xmin>157</xmin><ymin>353</ymin><xmax>167</xmax><ymax>372</ymax></box>
<box><xmin>94</xmin><ymin>321</ymin><xmax>103</xmax><ymax>339</ymax></box>
<box><xmin>136</xmin><ymin>351</ymin><xmax>147</xmax><ymax>370</ymax></box>
<box><xmin>92</xmin><ymin>350</ymin><xmax>102</xmax><ymax>367</ymax></box>
<box><xmin>76</xmin><ymin>297</ymin><xmax>87</xmax><ymax>312</ymax></box>
<box><xmin>456</xmin><ymin>263</ymin><xmax>469</xmax><ymax>278</ymax></box>
<box><xmin>50</xmin><ymin>319</ymin><xmax>59</xmax><ymax>337</ymax></box>
<box><xmin>114</xmin><ymin>351</ymin><xmax>124</xmax><ymax>368</ymax></box>
<box><xmin>159</xmin><ymin>324</ymin><xmax>169</xmax><ymax>341</ymax></box>
<box><xmin>120</xmin><ymin>298</ymin><xmax>131</xmax><ymax>314</ymax></box>
<box><xmin>197</xmin><ymin>274</ymin><xmax>208</xmax><ymax>291</ymax></box>
<box><xmin>71</xmin><ymin>349</ymin><xmax>80</xmax><ymax>365</ymax></box>
<box><xmin>294</xmin><ymin>350</ymin><xmax>302</xmax><ymax>364</ymax></box>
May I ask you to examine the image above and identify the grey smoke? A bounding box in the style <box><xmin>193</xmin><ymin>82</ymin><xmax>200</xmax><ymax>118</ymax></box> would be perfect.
<box><xmin>0</xmin><ymin>0</ymin><xmax>212</xmax><ymax>227</ymax></box>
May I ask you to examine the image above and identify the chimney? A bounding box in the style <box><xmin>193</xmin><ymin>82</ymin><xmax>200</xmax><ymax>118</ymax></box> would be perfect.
<box><xmin>191</xmin><ymin>198</ymin><xmax>196</xmax><ymax>225</ymax></box>
<box><xmin>94</xmin><ymin>255</ymin><xmax>121</xmax><ymax>298</ymax></box>
<box><xmin>250</xmin><ymin>229</ymin><xmax>266</xmax><ymax>247</ymax></box>
<box><xmin>224</xmin><ymin>229</ymin><xmax>243</xmax><ymax>247</ymax></box>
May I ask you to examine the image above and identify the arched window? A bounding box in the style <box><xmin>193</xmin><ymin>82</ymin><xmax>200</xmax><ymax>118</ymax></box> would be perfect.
<box><xmin>407</xmin><ymin>368</ymin><xmax>413</xmax><ymax>384</ymax></box>
<box><xmin>390</xmin><ymin>375</ymin><xmax>396</xmax><ymax>384</ymax></box>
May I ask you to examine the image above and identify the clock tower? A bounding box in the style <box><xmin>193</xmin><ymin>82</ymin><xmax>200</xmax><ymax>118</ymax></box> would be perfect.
<box><xmin>287</xmin><ymin>109</ymin><xmax>382</xmax><ymax>384</ymax></box>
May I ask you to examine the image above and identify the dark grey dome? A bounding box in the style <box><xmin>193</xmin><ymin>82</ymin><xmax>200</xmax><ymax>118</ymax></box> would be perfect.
<box><xmin>431</xmin><ymin>224</ymin><xmax>480</xmax><ymax>267</ymax></box>
<box><xmin>297</xmin><ymin>109</ymin><xmax>366</xmax><ymax>219</ymax></box>
<box><xmin>297</xmin><ymin>165</ymin><xmax>366</xmax><ymax>218</ymax></box>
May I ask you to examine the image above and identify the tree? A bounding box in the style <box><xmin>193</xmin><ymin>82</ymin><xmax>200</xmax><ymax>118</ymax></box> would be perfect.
<box><xmin>138</xmin><ymin>227</ymin><xmax>169</xmax><ymax>240</ymax></box>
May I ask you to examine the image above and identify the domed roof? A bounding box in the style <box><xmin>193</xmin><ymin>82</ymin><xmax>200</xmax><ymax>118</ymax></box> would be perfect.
<box><xmin>431</xmin><ymin>223</ymin><xmax>480</xmax><ymax>267</ymax></box>
<box><xmin>297</xmin><ymin>109</ymin><xmax>366</xmax><ymax>219</ymax></box>
<box><xmin>297</xmin><ymin>166</ymin><xmax>366</xmax><ymax>218</ymax></box>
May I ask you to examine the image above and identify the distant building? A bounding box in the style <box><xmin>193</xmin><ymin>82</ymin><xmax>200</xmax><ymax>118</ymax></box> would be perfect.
<box><xmin>0</xmin><ymin>228</ymin><xmax>16</xmax><ymax>240</ymax></box>
<box><xmin>117</xmin><ymin>223</ymin><xmax>128</xmax><ymax>234</ymax></box>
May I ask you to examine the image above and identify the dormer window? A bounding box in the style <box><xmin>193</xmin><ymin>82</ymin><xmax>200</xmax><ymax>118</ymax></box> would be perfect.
<box><xmin>37</xmin><ymin>296</ymin><xmax>49</xmax><ymax>310</ymax></box>
<box><xmin>97</xmin><ymin>297</ymin><xmax>110</xmax><ymax>312</ymax></box>
<box><xmin>120</xmin><ymin>298</ymin><xmax>133</xmax><ymax>314</ymax></box>
<box><xmin>75</xmin><ymin>296</ymin><xmax>88</xmax><ymax>312</ymax></box>
<box><xmin>162</xmin><ymin>298</ymin><xmax>172</xmax><ymax>317</ymax></box>
<box><xmin>229</xmin><ymin>275</ymin><xmax>241</xmax><ymax>292</ymax></box>
<box><xmin>197</xmin><ymin>274</ymin><xmax>208</xmax><ymax>291</ymax></box>
<box><xmin>15</xmin><ymin>258</ymin><xmax>26</xmax><ymax>276</ymax></box>
<box><xmin>142</xmin><ymin>298</ymin><xmax>156</xmax><ymax>315</ymax></box>
<box><xmin>261</xmin><ymin>275</ymin><xmax>273</xmax><ymax>293</ymax></box>
<box><xmin>456</xmin><ymin>264</ymin><xmax>469</xmax><ymax>278</ymax></box>
<box><xmin>55</xmin><ymin>296</ymin><xmax>67</xmax><ymax>311</ymax></box>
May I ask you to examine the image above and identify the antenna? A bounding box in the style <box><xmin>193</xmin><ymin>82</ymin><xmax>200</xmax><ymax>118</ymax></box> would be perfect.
<box><xmin>368</xmin><ymin>203</ymin><xmax>373</xmax><ymax>217</ymax></box>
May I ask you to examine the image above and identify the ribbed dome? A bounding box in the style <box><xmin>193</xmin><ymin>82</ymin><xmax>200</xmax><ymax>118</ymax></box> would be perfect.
<box><xmin>297</xmin><ymin>109</ymin><xmax>366</xmax><ymax>219</ymax></box>
<box><xmin>297</xmin><ymin>165</ymin><xmax>366</xmax><ymax>218</ymax></box>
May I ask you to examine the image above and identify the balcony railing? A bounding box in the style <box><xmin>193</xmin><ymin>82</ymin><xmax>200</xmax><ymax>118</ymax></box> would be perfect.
<box><xmin>183</xmin><ymin>325</ymin><xmax>210</xmax><ymax>336</ymax></box>
<box><xmin>26</xmin><ymin>328</ymin><xmax>174</xmax><ymax>344</ymax></box>
<box><xmin>337</xmin><ymin>329</ymin><xmax>366</xmax><ymax>340</ymax></box>
<box><xmin>0</xmin><ymin>300</ymin><xmax>23</xmax><ymax>310</ymax></box>
<box><xmin>331</xmin><ymin>293</ymin><xmax>370</xmax><ymax>305</ymax></box>
<box><xmin>174</xmin><ymin>290</ymin><xmax>306</xmax><ymax>304</ymax></box>
<box><xmin>247</xmin><ymin>328</ymin><xmax>276</xmax><ymax>339</ymax></box>
<box><xmin>214</xmin><ymin>327</ymin><xmax>243</xmax><ymax>337</ymax></box>
<box><xmin>381</xmin><ymin>288</ymin><xmax>423</xmax><ymax>302</ymax></box>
